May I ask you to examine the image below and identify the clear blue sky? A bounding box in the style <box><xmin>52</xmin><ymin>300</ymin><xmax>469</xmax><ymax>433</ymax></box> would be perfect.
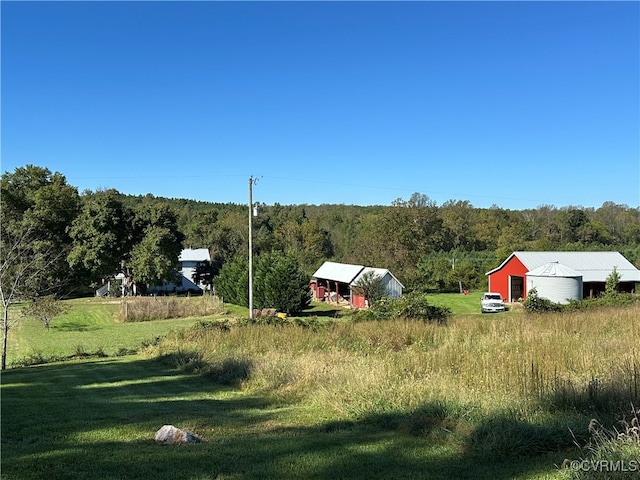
<box><xmin>2</xmin><ymin>1</ymin><xmax>639</xmax><ymax>209</ymax></box>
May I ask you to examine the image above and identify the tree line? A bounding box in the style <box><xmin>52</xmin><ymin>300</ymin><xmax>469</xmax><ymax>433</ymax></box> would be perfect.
<box><xmin>3</xmin><ymin>165</ymin><xmax>639</xmax><ymax>300</ymax></box>
<box><xmin>4</xmin><ymin>164</ymin><xmax>638</xmax><ymax>369</ymax></box>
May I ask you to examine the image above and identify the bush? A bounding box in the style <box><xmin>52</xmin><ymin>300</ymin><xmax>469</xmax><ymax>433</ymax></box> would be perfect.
<box><xmin>523</xmin><ymin>288</ymin><xmax>562</xmax><ymax>313</ymax></box>
<box><xmin>253</xmin><ymin>252</ymin><xmax>311</xmax><ymax>314</ymax></box>
<box><xmin>214</xmin><ymin>255</ymin><xmax>249</xmax><ymax>307</ymax></box>
<box><xmin>356</xmin><ymin>292</ymin><xmax>450</xmax><ymax>324</ymax></box>
<box><xmin>563</xmin><ymin>294</ymin><xmax>638</xmax><ymax>312</ymax></box>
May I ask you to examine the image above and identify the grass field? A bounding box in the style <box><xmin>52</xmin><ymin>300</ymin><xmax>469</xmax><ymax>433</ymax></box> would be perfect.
<box><xmin>5</xmin><ymin>297</ymin><xmax>246</xmax><ymax>366</ymax></box>
<box><xmin>2</xmin><ymin>295</ymin><xmax>638</xmax><ymax>479</ymax></box>
<box><xmin>1</xmin><ymin>356</ymin><xmax>568</xmax><ymax>480</ymax></box>
<box><xmin>4</xmin><ymin>293</ymin><xmax>487</xmax><ymax>366</ymax></box>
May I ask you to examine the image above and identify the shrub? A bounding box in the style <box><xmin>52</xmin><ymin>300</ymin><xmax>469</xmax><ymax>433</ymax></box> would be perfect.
<box><xmin>214</xmin><ymin>255</ymin><xmax>249</xmax><ymax>307</ymax></box>
<box><xmin>523</xmin><ymin>288</ymin><xmax>562</xmax><ymax>313</ymax></box>
<box><xmin>356</xmin><ymin>292</ymin><xmax>450</xmax><ymax>324</ymax></box>
<box><xmin>604</xmin><ymin>266</ymin><xmax>622</xmax><ymax>299</ymax></box>
<box><xmin>253</xmin><ymin>252</ymin><xmax>311</xmax><ymax>314</ymax></box>
<box><xmin>563</xmin><ymin>294</ymin><xmax>638</xmax><ymax>312</ymax></box>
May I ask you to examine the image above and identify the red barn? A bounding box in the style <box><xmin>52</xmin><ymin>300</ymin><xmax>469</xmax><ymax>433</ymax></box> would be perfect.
<box><xmin>487</xmin><ymin>251</ymin><xmax>640</xmax><ymax>302</ymax></box>
<box><xmin>311</xmin><ymin>261</ymin><xmax>404</xmax><ymax>308</ymax></box>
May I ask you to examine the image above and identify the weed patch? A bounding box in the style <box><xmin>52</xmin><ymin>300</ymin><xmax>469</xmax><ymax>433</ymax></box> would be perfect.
<box><xmin>117</xmin><ymin>295</ymin><xmax>226</xmax><ymax>322</ymax></box>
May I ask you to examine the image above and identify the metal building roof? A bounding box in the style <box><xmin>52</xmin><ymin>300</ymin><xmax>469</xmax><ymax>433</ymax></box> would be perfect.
<box><xmin>179</xmin><ymin>248</ymin><xmax>211</xmax><ymax>262</ymax></box>
<box><xmin>352</xmin><ymin>267</ymin><xmax>405</xmax><ymax>288</ymax></box>
<box><xmin>312</xmin><ymin>261</ymin><xmax>365</xmax><ymax>284</ymax></box>
<box><xmin>487</xmin><ymin>251</ymin><xmax>640</xmax><ymax>283</ymax></box>
<box><xmin>526</xmin><ymin>262</ymin><xmax>581</xmax><ymax>278</ymax></box>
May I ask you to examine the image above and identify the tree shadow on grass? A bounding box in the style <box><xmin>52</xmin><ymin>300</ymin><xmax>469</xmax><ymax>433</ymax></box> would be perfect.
<box><xmin>1</xmin><ymin>358</ymin><xmax>581</xmax><ymax>480</ymax></box>
<box><xmin>52</xmin><ymin>324</ymin><xmax>102</xmax><ymax>332</ymax></box>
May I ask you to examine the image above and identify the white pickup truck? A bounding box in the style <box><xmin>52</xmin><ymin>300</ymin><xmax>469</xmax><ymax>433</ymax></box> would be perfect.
<box><xmin>481</xmin><ymin>292</ymin><xmax>506</xmax><ymax>313</ymax></box>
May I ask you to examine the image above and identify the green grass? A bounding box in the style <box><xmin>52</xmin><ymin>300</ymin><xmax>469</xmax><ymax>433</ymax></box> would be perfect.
<box><xmin>6</xmin><ymin>292</ymin><xmax>496</xmax><ymax>365</ymax></box>
<box><xmin>6</xmin><ymin>297</ymin><xmax>247</xmax><ymax>366</ymax></box>
<box><xmin>3</xmin><ymin>296</ymin><xmax>637</xmax><ymax>479</ymax></box>
<box><xmin>427</xmin><ymin>291</ymin><xmax>513</xmax><ymax>315</ymax></box>
<box><xmin>2</xmin><ymin>355</ymin><xmax>566</xmax><ymax>480</ymax></box>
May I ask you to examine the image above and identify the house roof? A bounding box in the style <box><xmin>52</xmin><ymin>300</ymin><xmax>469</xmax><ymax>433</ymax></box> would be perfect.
<box><xmin>179</xmin><ymin>248</ymin><xmax>211</xmax><ymax>262</ymax></box>
<box><xmin>313</xmin><ymin>261</ymin><xmax>364</xmax><ymax>284</ymax></box>
<box><xmin>352</xmin><ymin>267</ymin><xmax>405</xmax><ymax>288</ymax></box>
<box><xmin>487</xmin><ymin>251</ymin><xmax>640</xmax><ymax>283</ymax></box>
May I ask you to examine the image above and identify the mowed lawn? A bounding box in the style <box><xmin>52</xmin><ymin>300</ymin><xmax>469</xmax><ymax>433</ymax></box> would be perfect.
<box><xmin>5</xmin><ymin>297</ymin><xmax>234</xmax><ymax>365</ymax></box>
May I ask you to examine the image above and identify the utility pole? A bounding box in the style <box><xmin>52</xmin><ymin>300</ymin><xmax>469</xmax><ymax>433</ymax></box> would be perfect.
<box><xmin>248</xmin><ymin>176</ymin><xmax>256</xmax><ymax>320</ymax></box>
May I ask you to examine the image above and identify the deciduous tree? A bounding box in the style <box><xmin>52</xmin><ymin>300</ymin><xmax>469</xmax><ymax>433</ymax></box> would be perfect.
<box><xmin>1</xmin><ymin>166</ymin><xmax>80</xmax><ymax>369</ymax></box>
<box><xmin>68</xmin><ymin>189</ymin><xmax>134</xmax><ymax>285</ymax></box>
<box><xmin>22</xmin><ymin>295</ymin><xmax>70</xmax><ymax>331</ymax></box>
<box><xmin>352</xmin><ymin>270</ymin><xmax>386</xmax><ymax>305</ymax></box>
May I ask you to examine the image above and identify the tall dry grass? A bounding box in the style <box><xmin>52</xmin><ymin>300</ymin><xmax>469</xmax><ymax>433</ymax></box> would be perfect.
<box><xmin>144</xmin><ymin>304</ymin><xmax>640</xmax><ymax>423</ymax></box>
<box><xmin>117</xmin><ymin>295</ymin><xmax>226</xmax><ymax>322</ymax></box>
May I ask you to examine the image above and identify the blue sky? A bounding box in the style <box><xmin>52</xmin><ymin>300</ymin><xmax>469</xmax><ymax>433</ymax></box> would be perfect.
<box><xmin>2</xmin><ymin>1</ymin><xmax>639</xmax><ymax>209</ymax></box>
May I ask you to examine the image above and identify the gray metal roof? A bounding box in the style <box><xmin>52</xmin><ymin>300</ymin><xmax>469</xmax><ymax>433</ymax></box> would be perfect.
<box><xmin>352</xmin><ymin>267</ymin><xmax>405</xmax><ymax>288</ymax></box>
<box><xmin>488</xmin><ymin>251</ymin><xmax>640</xmax><ymax>283</ymax></box>
<box><xmin>179</xmin><ymin>248</ymin><xmax>211</xmax><ymax>262</ymax></box>
<box><xmin>526</xmin><ymin>262</ymin><xmax>582</xmax><ymax>278</ymax></box>
<box><xmin>313</xmin><ymin>261</ymin><xmax>364</xmax><ymax>284</ymax></box>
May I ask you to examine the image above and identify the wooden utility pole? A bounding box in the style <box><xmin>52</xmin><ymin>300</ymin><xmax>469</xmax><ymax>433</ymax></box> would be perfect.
<box><xmin>248</xmin><ymin>176</ymin><xmax>257</xmax><ymax>320</ymax></box>
<box><xmin>248</xmin><ymin>177</ymin><xmax>254</xmax><ymax>319</ymax></box>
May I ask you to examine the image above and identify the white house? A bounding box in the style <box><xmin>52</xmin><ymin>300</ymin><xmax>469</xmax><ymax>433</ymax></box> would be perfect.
<box><xmin>148</xmin><ymin>248</ymin><xmax>212</xmax><ymax>294</ymax></box>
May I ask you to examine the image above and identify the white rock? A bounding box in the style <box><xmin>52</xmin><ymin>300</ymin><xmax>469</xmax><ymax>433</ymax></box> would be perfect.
<box><xmin>155</xmin><ymin>424</ymin><xmax>202</xmax><ymax>444</ymax></box>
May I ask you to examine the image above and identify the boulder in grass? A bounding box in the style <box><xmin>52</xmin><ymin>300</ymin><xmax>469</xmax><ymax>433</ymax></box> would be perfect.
<box><xmin>155</xmin><ymin>424</ymin><xmax>202</xmax><ymax>445</ymax></box>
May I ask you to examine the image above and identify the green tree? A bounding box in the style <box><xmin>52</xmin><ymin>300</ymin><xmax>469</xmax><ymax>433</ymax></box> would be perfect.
<box><xmin>1</xmin><ymin>165</ymin><xmax>81</xmax><ymax>293</ymax></box>
<box><xmin>604</xmin><ymin>266</ymin><xmax>621</xmax><ymax>298</ymax></box>
<box><xmin>1</xmin><ymin>165</ymin><xmax>80</xmax><ymax>369</ymax></box>
<box><xmin>211</xmin><ymin>210</ymin><xmax>248</xmax><ymax>269</ymax></box>
<box><xmin>128</xmin><ymin>204</ymin><xmax>184</xmax><ymax>291</ymax></box>
<box><xmin>253</xmin><ymin>252</ymin><xmax>311</xmax><ymax>314</ymax></box>
<box><xmin>69</xmin><ymin>194</ymin><xmax>184</xmax><ymax>293</ymax></box>
<box><xmin>215</xmin><ymin>252</ymin><xmax>311</xmax><ymax>314</ymax></box>
<box><xmin>0</xmin><ymin>224</ymin><xmax>70</xmax><ymax>369</ymax></box>
<box><xmin>470</xmin><ymin>206</ymin><xmax>520</xmax><ymax>252</ymax></box>
<box><xmin>355</xmin><ymin>193</ymin><xmax>443</xmax><ymax>287</ymax></box>
<box><xmin>22</xmin><ymin>295</ymin><xmax>70</xmax><ymax>331</ymax></box>
<box><xmin>352</xmin><ymin>270</ymin><xmax>386</xmax><ymax>305</ymax></box>
<box><xmin>192</xmin><ymin>261</ymin><xmax>216</xmax><ymax>291</ymax></box>
<box><xmin>68</xmin><ymin>189</ymin><xmax>134</xmax><ymax>285</ymax></box>
<box><xmin>274</xmin><ymin>217</ymin><xmax>333</xmax><ymax>274</ymax></box>
<box><xmin>214</xmin><ymin>255</ymin><xmax>249</xmax><ymax>307</ymax></box>
<box><xmin>439</xmin><ymin>200</ymin><xmax>474</xmax><ymax>250</ymax></box>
